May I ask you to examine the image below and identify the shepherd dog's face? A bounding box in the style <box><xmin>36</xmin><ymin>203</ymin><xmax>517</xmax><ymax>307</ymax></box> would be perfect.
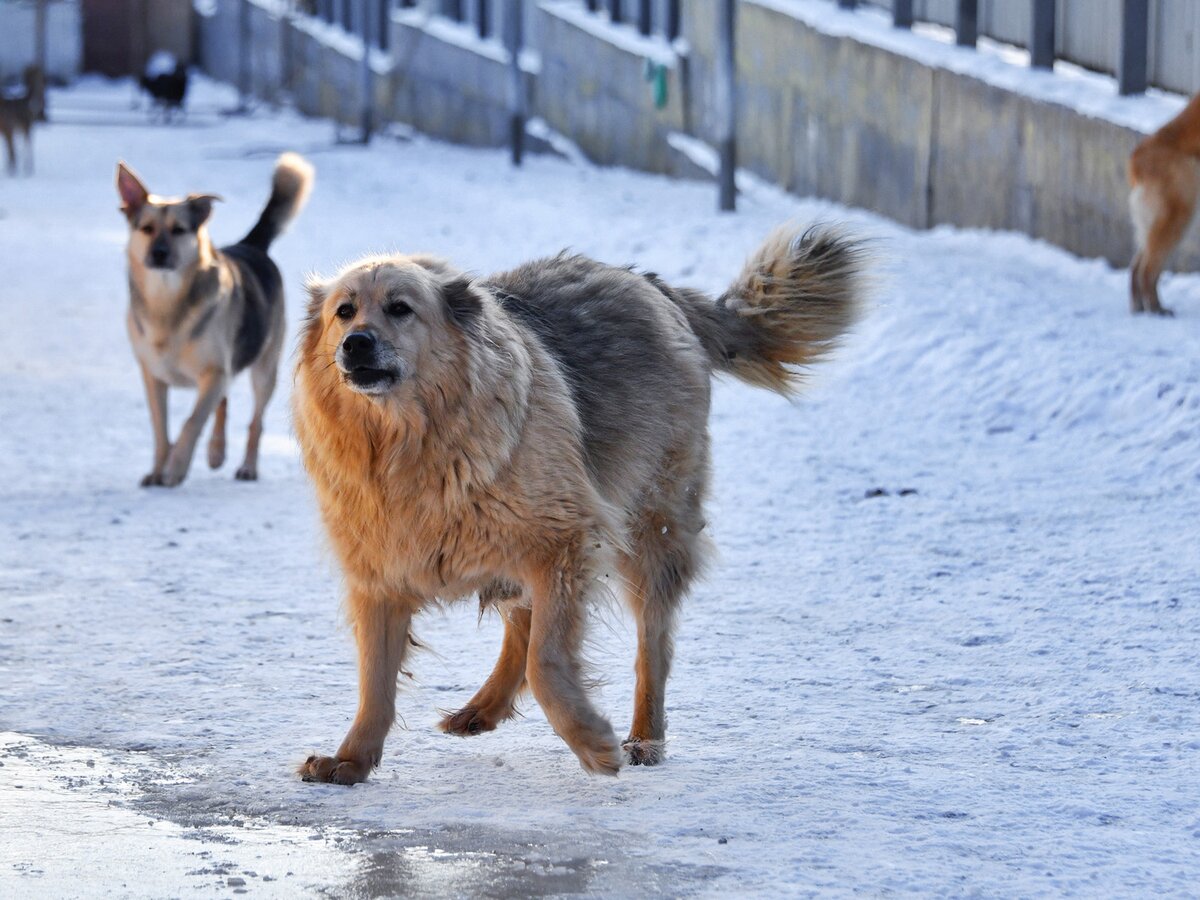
<box><xmin>304</xmin><ymin>257</ymin><xmax>481</xmax><ymax>399</ymax></box>
<box><xmin>116</xmin><ymin>162</ymin><xmax>218</xmax><ymax>275</ymax></box>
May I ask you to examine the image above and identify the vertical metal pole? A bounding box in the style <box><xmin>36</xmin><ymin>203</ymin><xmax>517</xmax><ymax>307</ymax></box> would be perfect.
<box><xmin>837</xmin><ymin>0</ymin><xmax>858</xmax><ymax>9</ymax></box>
<box><xmin>955</xmin><ymin>0</ymin><xmax>977</xmax><ymax>47</ymax></box>
<box><xmin>665</xmin><ymin>0</ymin><xmax>680</xmax><ymax>41</ymax></box>
<box><xmin>1030</xmin><ymin>0</ymin><xmax>1055</xmax><ymax>69</ymax></box>
<box><xmin>360</xmin><ymin>0</ymin><xmax>373</xmax><ymax>142</ymax></box>
<box><xmin>608</xmin><ymin>0</ymin><xmax>623</xmax><ymax>24</ymax></box>
<box><xmin>716</xmin><ymin>0</ymin><xmax>736</xmax><ymax>212</ymax></box>
<box><xmin>585</xmin><ymin>0</ymin><xmax>599</xmax><ymax>12</ymax></box>
<box><xmin>893</xmin><ymin>0</ymin><xmax>913</xmax><ymax>29</ymax></box>
<box><xmin>476</xmin><ymin>0</ymin><xmax>490</xmax><ymax>38</ymax></box>
<box><xmin>636</xmin><ymin>0</ymin><xmax>651</xmax><ymax>35</ymax></box>
<box><xmin>238</xmin><ymin>0</ymin><xmax>252</xmax><ymax>111</ymax></box>
<box><xmin>1119</xmin><ymin>0</ymin><xmax>1149</xmax><ymax>95</ymax></box>
<box><xmin>34</xmin><ymin>0</ymin><xmax>48</xmax><ymax>73</ymax></box>
<box><xmin>506</xmin><ymin>0</ymin><xmax>525</xmax><ymax>166</ymax></box>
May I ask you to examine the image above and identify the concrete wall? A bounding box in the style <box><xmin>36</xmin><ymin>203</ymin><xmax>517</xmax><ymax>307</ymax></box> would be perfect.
<box><xmin>684</xmin><ymin>0</ymin><xmax>1180</xmax><ymax>270</ymax></box>
<box><xmin>536</xmin><ymin>2</ymin><xmax>690</xmax><ymax>175</ymax></box>
<box><xmin>196</xmin><ymin>0</ymin><xmax>1190</xmax><ymax>272</ymax></box>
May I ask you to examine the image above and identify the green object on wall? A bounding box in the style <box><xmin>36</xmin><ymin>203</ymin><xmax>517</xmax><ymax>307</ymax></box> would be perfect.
<box><xmin>643</xmin><ymin>59</ymin><xmax>668</xmax><ymax>110</ymax></box>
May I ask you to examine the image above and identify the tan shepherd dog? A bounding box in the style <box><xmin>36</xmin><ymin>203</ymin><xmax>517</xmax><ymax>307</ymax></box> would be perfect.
<box><xmin>1129</xmin><ymin>92</ymin><xmax>1200</xmax><ymax>316</ymax></box>
<box><xmin>294</xmin><ymin>226</ymin><xmax>863</xmax><ymax>782</ymax></box>
<box><xmin>117</xmin><ymin>154</ymin><xmax>313</xmax><ymax>486</ymax></box>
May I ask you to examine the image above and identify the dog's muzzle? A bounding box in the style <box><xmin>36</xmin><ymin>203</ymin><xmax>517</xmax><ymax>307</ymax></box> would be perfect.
<box><xmin>337</xmin><ymin>331</ymin><xmax>401</xmax><ymax>394</ymax></box>
<box><xmin>148</xmin><ymin>240</ymin><xmax>172</xmax><ymax>268</ymax></box>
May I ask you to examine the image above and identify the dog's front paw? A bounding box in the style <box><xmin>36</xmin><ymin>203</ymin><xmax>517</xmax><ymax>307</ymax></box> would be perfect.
<box><xmin>140</xmin><ymin>472</ymin><xmax>164</xmax><ymax>487</ymax></box>
<box><xmin>207</xmin><ymin>440</ymin><xmax>225</xmax><ymax>470</ymax></box>
<box><xmin>622</xmin><ymin>738</ymin><xmax>665</xmax><ymax>767</ymax></box>
<box><xmin>158</xmin><ymin>468</ymin><xmax>187</xmax><ymax>487</ymax></box>
<box><xmin>575</xmin><ymin>737</ymin><xmax>623</xmax><ymax>776</ymax></box>
<box><xmin>439</xmin><ymin>705</ymin><xmax>501</xmax><ymax>736</ymax></box>
<box><xmin>299</xmin><ymin>754</ymin><xmax>371</xmax><ymax>785</ymax></box>
<box><xmin>235</xmin><ymin>465</ymin><xmax>258</xmax><ymax>481</ymax></box>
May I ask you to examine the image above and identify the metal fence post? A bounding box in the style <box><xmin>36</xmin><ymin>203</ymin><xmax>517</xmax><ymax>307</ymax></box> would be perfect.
<box><xmin>955</xmin><ymin>0</ymin><xmax>977</xmax><ymax>47</ymax></box>
<box><xmin>893</xmin><ymin>0</ymin><xmax>913</xmax><ymax>29</ymax></box>
<box><xmin>636</xmin><ymin>0</ymin><xmax>651</xmax><ymax>36</ymax></box>
<box><xmin>1119</xmin><ymin>0</ymin><xmax>1149</xmax><ymax>95</ymax></box>
<box><xmin>665</xmin><ymin>0</ymin><xmax>680</xmax><ymax>41</ymax></box>
<box><xmin>1030</xmin><ymin>0</ymin><xmax>1055</xmax><ymax>69</ymax></box>
<box><xmin>836</xmin><ymin>0</ymin><xmax>858</xmax><ymax>9</ymax></box>
<box><xmin>505</xmin><ymin>0</ymin><xmax>526</xmax><ymax>166</ymax></box>
<box><xmin>238</xmin><ymin>0</ymin><xmax>252</xmax><ymax>112</ymax></box>
<box><xmin>359</xmin><ymin>0</ymin><xmax>373</xmax><ymax>142</ymax></box>
<box><xmin>716</xmin><ymin>0</ymin><xmax>736</xmax><ymax>212</ymax></box>
<box><xmin>475</xmin><ymin>0</ymin><xmax>490</xmax><ymax>38</ymax></box>
<box><xmin>608</xmin><ymin>0</ymin><xmax>623</xmax><ymax>24</ymax></box>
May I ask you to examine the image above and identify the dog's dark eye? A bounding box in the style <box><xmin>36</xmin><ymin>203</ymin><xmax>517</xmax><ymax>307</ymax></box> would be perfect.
<box><xmin>385</xmin><ymin>301</ymin><xmax>414</xmax><ymax>319</ymax></box>
<box><xmin>170</xmin><ymin>225</ymin><xmax>187</xmax><ymax>236</ymax></box>
<box><xmin>335</xmin><ymin>303</ymin><xmax>355</xmax><ymax>320</ymax></box>
<box><xmin>139</xmin><ymin>224</ymin><xmax>154</xmax><ymax>235</ymax></box>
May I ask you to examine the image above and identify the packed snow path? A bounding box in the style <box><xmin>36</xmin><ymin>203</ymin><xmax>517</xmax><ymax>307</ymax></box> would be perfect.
<box><xmin>1</xmin><ymin>78</ymin><xmax>1199</xmax><ymax>897</ymax></box>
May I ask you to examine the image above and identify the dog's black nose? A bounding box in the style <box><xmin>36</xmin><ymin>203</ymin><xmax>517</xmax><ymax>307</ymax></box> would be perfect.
<box><xmin>150</xmin><ymin>243</ymin><xmax>170</xmax><ymax>265</ymax></box>
<box><xmin>342</xmin><ymin>331</ymin><xmax>376</xmax><ymax>362</ymax></box>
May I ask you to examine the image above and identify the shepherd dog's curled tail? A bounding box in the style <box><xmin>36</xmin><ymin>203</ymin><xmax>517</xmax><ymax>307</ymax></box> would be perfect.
<box><xmin>240</xmin><ymin>152</ymin><xmax>315</xmax><ymax>251</ymax></box>
<box><xmin>673</xmin><ymin>225</ymin><xmax>864</xmax><ymax>395</ymax></box>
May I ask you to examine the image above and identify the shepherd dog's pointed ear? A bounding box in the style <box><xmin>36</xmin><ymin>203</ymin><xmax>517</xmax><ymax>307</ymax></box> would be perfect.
<box><xmin>116</xmin><ymin>162</ymin><xmax>149</xmax><ymax>220</ymax></box>
<box><xmin>186</xmin><ymin>193</ymin><xmax>223</xmax><ymax>229</ymax></box>
<box><xmin>442</xmin><ymin>276</ymin><xmax>482</xmax><ymax>328</ymax></box>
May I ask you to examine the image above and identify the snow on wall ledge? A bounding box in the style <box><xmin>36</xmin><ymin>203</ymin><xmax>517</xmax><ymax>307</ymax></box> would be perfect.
<box><xmin>683</xmin><ymin>0</ymin><xmax>1197</xmax><ymax>272</ymax></box>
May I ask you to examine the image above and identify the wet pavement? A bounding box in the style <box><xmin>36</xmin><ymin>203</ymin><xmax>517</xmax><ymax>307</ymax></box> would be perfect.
<box><xmin>0</xmin><ymin>733</ymin><xmax>718</xmax><ymax>898</ymax></box>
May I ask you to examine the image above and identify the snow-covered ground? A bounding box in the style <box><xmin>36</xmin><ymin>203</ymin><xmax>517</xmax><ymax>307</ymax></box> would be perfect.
<box><xmin>2</xmin><ymin>76</ymin><xmax>1199</xmax><ymax>898</ymax></box>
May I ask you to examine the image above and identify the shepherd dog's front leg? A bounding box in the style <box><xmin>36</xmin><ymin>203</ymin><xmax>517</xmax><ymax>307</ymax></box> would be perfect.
<box><xmin>301</xmin><ymin>590</ymin><xmax>414</xmax><ymax>785</ymax></box>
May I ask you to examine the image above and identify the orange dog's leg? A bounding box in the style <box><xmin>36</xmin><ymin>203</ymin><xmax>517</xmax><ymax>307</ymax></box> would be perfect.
<box><xmin>1129</xmin><ymin>148</ymin><xmax>1200</xmax><ymax>317</ymax></box>
<box><xmin>301</xmin><ymin>591</ymin><xmax>413</xmax><ymax>785</ymax></box>
<box><xmin>524</xmin><ymin>544</ymin><xmax>621</xmax><ymax>775</ymax></box>
<box><xmin>1137</xmin><ymin>198</ymin><xmax>1192</xmax><ymax>317</ymax></box>
<box><xmin>440</xmin><ymin>605</ymin><xmax>532</xmax><ymax>736</ymax></box>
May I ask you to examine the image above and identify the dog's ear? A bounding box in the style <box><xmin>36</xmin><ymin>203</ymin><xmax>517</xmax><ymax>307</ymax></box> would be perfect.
<box><xmin>116</xmin><ymin>162</ymin><xmax>149</xmax><ymax>219</ymax></box>
<box><xmin>442</xmin><ymin>276</ymin><xmax>482</xmax><ymax>328</ymax></box>
<box><xmin>186</xmin><ymin>193</ymin><xmax>222</xmax><ymax>229</ymax></box>
<box><xmin>304</xmin><ymin>275</ymin><xmax>329</xmax><ymax>318</ymax></box>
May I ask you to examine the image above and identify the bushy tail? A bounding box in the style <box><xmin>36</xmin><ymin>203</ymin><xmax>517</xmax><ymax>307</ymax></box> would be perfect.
<box><xmin>240</xmin><ymin>152</ymin><xmax>314</xmax><ymax>251</ymax></box>
<box><xmin>674</xmin><ymin>225</ymin><xmax>864</xmax><ymax>395</ymax></box>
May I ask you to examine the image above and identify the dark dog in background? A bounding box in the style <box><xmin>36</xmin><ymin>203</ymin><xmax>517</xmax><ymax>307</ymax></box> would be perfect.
<box><xmin>1</xmin><ymin>65</ymin><xmax>45</xmax><ymax>175</ymax></box>
<box><xmin>117</xmin><ymin>153</ymin><xmax>313</xmax><ymax>487</ymax></box>
<box><xmin>140</xmin><ymin>52</ymin><xmax>188</xmax><ymax>122</ymax></box>
<box><xmin>294</xmin><ymin>225</ymin><xmax>863</xmax><ymax>783</ymax></box>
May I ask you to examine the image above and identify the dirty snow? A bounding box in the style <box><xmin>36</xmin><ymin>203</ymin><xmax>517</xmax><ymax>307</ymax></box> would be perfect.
<box><xmin>1</xmin><ymin>76</ymin><xmax>1200</xmax><ymax>897</ymax></box>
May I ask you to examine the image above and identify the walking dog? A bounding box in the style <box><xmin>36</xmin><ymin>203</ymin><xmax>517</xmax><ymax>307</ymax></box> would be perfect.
<box><xmin>294</xmin><ymin>225</ymin><xmax>863</xmax><ymax>782</ymax></box>
<box><xmin>1</xmin><ymin>65</ymin><xmax>45</xmax><ymax>175</ymax></box>
<box><xmin>117</xmin><ymin>154</ymin><xmax>313</xmax><ymax>487</ymax></box>
<box><xmin>1129</xmin><ymin>92</ymin><xmax>1200</xmax><ymax>316</ymax></box>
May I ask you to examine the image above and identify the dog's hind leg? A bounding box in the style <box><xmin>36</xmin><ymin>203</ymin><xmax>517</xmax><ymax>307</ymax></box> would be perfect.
<box><xmin>207</xmin><ymin>397</ymin><xmax>227</xmax><ymax>469</ymax></box>
<box><xmin>236</xmin><ymin>355</ymin><xmax>278</xmax><ymax>481</ymax></box>
<box><xmin>138</xmin><ymin>363</ymin><xmax>171</xmax><ymax>487</ymax></box>
<box><xmin>160</xmin><ymin>368</ymin><xmax>227</xmax><ymax>487</ymax></box>
<box><xmin>525</xmin><ymin>540</ymin><xmax>622</xmax><ymax>775</ymax></box>
<box><xmin>440</xmin><ymin>603</ymin><xmax>531</xmax><ymax>736</ymax></box>
<box><xmin>618</xmin><ymin>514</ymin><xmax>702</xmax><ymax>767</ymax></box>
<box><xmin>301</xmin><ymin>590</ymin><xmax>414</xmax><ymax>785</ymax></box>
